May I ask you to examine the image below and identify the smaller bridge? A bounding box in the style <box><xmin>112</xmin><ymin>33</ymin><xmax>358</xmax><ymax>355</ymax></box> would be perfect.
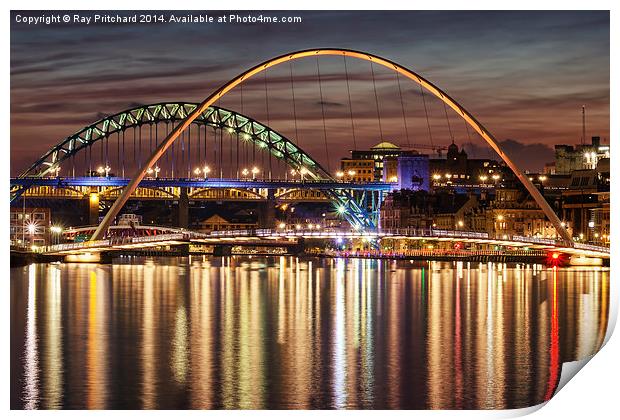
<box><xmin>11</xmin><ymin>177</ymin><xmax>392</xmax><ymax>204</ymax></box>
<box><xmin>11</xmin><ymin>176</ymin><xmax>393</xmax><ymax>190</ymax></box>
<box><xmin>37</xmin><ymin>227</ymin><xmax>610</xmax><ymax>259</ymax></box>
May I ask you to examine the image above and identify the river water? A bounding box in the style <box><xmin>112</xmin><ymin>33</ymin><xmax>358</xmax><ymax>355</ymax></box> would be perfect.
<box><xmin>10</xmin><ymin>256</ymin><xmax>609</xmax><ymax>409</ymax></box>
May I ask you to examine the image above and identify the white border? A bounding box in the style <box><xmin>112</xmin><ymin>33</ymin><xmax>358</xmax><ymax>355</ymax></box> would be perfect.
<box><xmin>3</xmin><ymin>1</ymin><xmax>617</xmax><ymax>418</ymax></box>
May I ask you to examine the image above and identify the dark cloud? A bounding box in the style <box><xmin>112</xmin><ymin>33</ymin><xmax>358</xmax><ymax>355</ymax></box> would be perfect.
<box><xmin>10</xmin><ymin>10</ymin><xmax>609</xmax><ymax>175</ymax></box>
<box><xmin>461</xmin><ymin>139</ymin><xmax>555</xmax><ymax>172</ymax></box>
<box><xmin>316</xmin><ymin>101</ymin><xmax>344</xmax><ymax>107</ymax></box>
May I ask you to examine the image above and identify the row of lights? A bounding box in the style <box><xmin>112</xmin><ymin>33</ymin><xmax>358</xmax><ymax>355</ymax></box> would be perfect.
<box><xmin>97</xmin><ymin>165</ymin><xmax>112</xmax><ymax>176</ymax></box>
<box><xmin>193</xmin><ymin>166</ymin><xmax>211</xmax><ymax>176</ymax></box>
<box><xmin>239</xmin><ymin>167</ymin><xmax>260</xmax><ymax>178</ymax></box>
<box><xmin>23</xmin><ymin>223</ymin><xmax>63</xmax><ymax>235</ymax></box>
<box><xmin>278</xmin><ymin>222</ymin><xmax>322</xmax><ymax>230</ymax></box>
<box><xmin>478</xmin><ymin>174</ymin><xmax>502</xmax><ymax>182</ymax></box>
<box><xmin>336</xmin><ymin>170</ymin><xmax>357</xmax><ymax>178</ymax></box>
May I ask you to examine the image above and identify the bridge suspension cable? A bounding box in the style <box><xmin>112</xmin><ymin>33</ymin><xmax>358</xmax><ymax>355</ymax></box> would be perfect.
<box><xmin>396</xmin><ymin>72</ymin><xmax>411</xmax><ymax>148</ymax></box>
<box><xmin>86</xmin><ymin>49</ymin><xmax>571</xmax><ymax>243</ymax></box>
<box><xmin>443</xmin><ymin>102</ymin><xmax>455</xmax><ymax>144</ymax></box>
<box><xmin>343</xmin><ymin>55</ymin><xmax>358</xmax><ymax>150</ymax></box>
<box><xmin>316</xmin><ymin>56</ymin><xmax>331</xmax><ymax>173</ymax></box>
<box><xmin>420</xmin><ymin>84</ymin><xmax>434</xmax><ymax>149</ymax></box>
<box><xmin>370</xmin><ymin>61</ymin><xmax>384</xmax><ymax>141</ymax></box>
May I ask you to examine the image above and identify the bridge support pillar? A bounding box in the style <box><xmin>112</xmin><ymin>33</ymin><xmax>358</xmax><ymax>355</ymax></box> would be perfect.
<box><xmin>88</xmin><ymin>190</ymin><xmax>99</xmax><ymax>225</ymax></box>
<box><xmin>213</xmin><ymin>244</ymin><xmax>233</xmax><ymax>256</ymax></box>
<box><xmin>64</xmin><ymin>251</ymin><xmax>112</xmax><ymax>264</ymax></box>
<box><xmin>175</xmin><ymin>243</ymin><xmax>190</xmax><ymax>256</ymax></box>
<box><xmin>178</xmin><ymin>187</ymin><xmax>189</xmax><ymax>229</ymax></box>
<box><xmin>287</xmin><ymin>238</ymin><xmax>305</xmax><ymax>256</ymax></box>
<box><xmin>259</xmin><ymin>188</ymin><xmax>276</xmax><ymax>228</ymax></box>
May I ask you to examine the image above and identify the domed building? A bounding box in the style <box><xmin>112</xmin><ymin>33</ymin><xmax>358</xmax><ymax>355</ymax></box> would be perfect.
<box><xmin>341</xmin><ymin>140</ymin><xmax>430</xmax><ymax>191</ymax></box>
<box><xmin>349</xmin><ymin>141</ymin><xmax>404</xmax><ymax>181</ymax></box>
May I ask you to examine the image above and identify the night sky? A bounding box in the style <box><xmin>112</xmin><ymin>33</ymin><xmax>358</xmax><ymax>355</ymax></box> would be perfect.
<box><xmin>10</xmin><ymin>10</ymin><xmax>609</xmax><ymax>174</ymax></box>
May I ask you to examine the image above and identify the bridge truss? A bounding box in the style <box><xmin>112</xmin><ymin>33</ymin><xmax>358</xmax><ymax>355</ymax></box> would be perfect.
<box><xmin>13</xmin><ymin>102</ymin><xmax>381</xmax><ymax>229</ymax></box>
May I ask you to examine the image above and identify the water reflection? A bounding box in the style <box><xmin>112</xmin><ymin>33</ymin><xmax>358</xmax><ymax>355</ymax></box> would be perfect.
<box><xmin>23</xmin><ymin>264</ymin><xmax>38</xmax><ymax>409</ymax></box>
<box><xmin>11</xmin><ymin>257</ymin><xmax>609</xmax><ymax>409</ymax></box>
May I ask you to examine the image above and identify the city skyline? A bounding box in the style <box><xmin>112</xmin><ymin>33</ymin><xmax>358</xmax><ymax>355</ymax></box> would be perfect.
<box><xmin>11</xmin><ymin>10</ymin><xmax>610</xmax><ymax>174</ymax></box>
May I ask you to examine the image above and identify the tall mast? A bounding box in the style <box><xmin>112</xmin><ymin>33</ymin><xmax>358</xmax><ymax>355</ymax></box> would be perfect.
<box><xmin>582</xmin><ymin>105</ymin><xmax>586</xmax><ymax>145</ymax></box>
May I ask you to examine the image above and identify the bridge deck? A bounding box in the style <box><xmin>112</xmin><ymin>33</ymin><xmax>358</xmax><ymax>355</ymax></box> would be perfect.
<box><xmin>12</xmin><ymin>176</ymin><xmax>394</xmax><ymax>191</ymax></box>
<box><xmin>37</xmin><ymin>228</ymin><xmax>610</xmax><ymax>258</ymax></box>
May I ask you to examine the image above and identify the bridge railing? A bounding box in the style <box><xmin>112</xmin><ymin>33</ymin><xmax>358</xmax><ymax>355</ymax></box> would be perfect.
<box><xmin>43</xmin><ymin>239</ymin><xmax>111</xmax><ymax>253</ymax></box>
<box><xmin>382</xmin><ymin>228</ymin><xmax>490</xmax><ymax>239</ymax></box>
<box><xmin>573</xmin><ymin>242</ymin><xmax>611</xmax><ymax>253</ymax></box>
<box><xmin>314</xmin><ymin>249</ymin><xmax>549</xmax><ymax>258</ymax></box>
<box><xmin>131</xmin><ymin>233</ymin><xmax>189</xmax><ymax>243</ymax></box>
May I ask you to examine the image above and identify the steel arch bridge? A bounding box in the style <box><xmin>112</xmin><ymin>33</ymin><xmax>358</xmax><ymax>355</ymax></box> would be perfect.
<box><xmin>92</xmin><ymin>48</ymin><xmax>572</xmax><ymax>243</ymax></box>
<box><xmin>13</xmin><ymin>102</ymin><xmax>376</xmax><ymax>229</ymax></box>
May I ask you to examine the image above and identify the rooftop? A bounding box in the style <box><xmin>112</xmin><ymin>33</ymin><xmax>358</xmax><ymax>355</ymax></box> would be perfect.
<box><xmin>371</xmin><ymin>141</ymin><xmax>401</xmax><ymax>150</ymax></box>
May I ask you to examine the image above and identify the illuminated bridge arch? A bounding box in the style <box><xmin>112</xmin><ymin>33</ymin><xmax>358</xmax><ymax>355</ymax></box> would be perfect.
<box><xmin>19</xmin><ymin>102</ymin><xmax>328</xmax><ymax>179</ymax></box>
<box><xmin>188</xmin><ymin>187</ymin><xmax>265</xmax><ymax>201</ymax></box>
<box><xmin>93</xmin><ymin>48</ymin><xmax>571</xmax><ymax>243</ymax></box>
<box><xmin>275</xmin><ymin>188</ymin><xmax>329</xmax><ymax>202</ymax></box>
<box><xmin>16</xmin><ymin>101</ymin><xmax>372</xmax><ymax>229</ymax></box>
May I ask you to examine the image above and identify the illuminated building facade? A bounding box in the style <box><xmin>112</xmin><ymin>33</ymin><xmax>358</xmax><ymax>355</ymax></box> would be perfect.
<box><xmin>197</xmin><ymin>214</ymin><xmax>257</xmax><ymax>232</ymax></box>
<box><xmin>350</xmin><ymin>141</ymin><xmax>404</xmax><ymax>181</ymax></box>
<box><xmin>561</xmin><ymin>168</ymin><xmax>610</xmax><ymax>244</ymax></box>
<box><xmin>486</xmin><ymin>189</ymin><xmax>560</xmax><ymax>239</ymax></box>
<box><xmin>382</xmin><ymin>153</ymin><xmax>430</xmax><ymax>191</ymax></box>
<box><xmin>10</xmin><ymin>207</ymin><xmax>51</xmax><ymax>247</ymax></box>
<box><xmin>554</xmin><ymin>136</ymin><xmax>610</xmax><ymax>175</ymax></box>
<box><xmin>429</xmin><ymin>143</ymin><xmax>509</xmax><ymax>188</ymax></box>
<box><xmin>338</xmin><ymin>159</ymin><xmax>375</xmax><ymax>182</ymax></box>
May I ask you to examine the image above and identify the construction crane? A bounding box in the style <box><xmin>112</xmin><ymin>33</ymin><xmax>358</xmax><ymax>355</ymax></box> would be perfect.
<box><xmin>405</xmin><ymin>143</ymin><xmax>449</xmax><ymax>157</ymax></box>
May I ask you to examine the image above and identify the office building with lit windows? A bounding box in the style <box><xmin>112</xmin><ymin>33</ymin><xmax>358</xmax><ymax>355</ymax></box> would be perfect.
<box><xmin>9</xmin><ymin>207</ymin><xmax>51</xmax><ymax>247</ymax></box>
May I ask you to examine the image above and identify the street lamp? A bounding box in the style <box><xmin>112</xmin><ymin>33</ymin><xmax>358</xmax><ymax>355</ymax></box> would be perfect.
<box><xmin>336</xmin><ymin>171</ymin><xmax>344</xmax><ymax>179</ymax></box>
<box><xmin>278</xmin><ymin>222</ymin><xmax>286</xmax><ymax>229</ymax></box>
<box><xmin>299</xmin><ymin>167</ymin><xmax>308</xmax><ymax>181</ymax></box>
<box><xmin>50</xmin><ymin>225</ymin><xmax>63</xmax><ymax>245</ymax></box>
<box><xmin>194</xmin><ymin>165</ymin><xmax>211</xmax><ymax>178</ymax></box>
<box><xmin>242</xmin><ymin>168</ymin><xmax>249</xmax><ymax>178</ymax></box>
<box><xmin>97</xmin><ymin>165</ymin><xmax>112</xmax><ymax>177</ymax></box>
<box><xmin>251</xmin><ymin>167</ymin><xmax>260</xmax><ymax>179</ymax></box>
<box><xmin>147</xmin><ymin>166</ymin><xmax>161</xmax><ymax>178</ymax></box>
<box><xmin>492</xmin><ymin>174</ymin><xmax>500</xmax><ymax>181</ymax></box>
